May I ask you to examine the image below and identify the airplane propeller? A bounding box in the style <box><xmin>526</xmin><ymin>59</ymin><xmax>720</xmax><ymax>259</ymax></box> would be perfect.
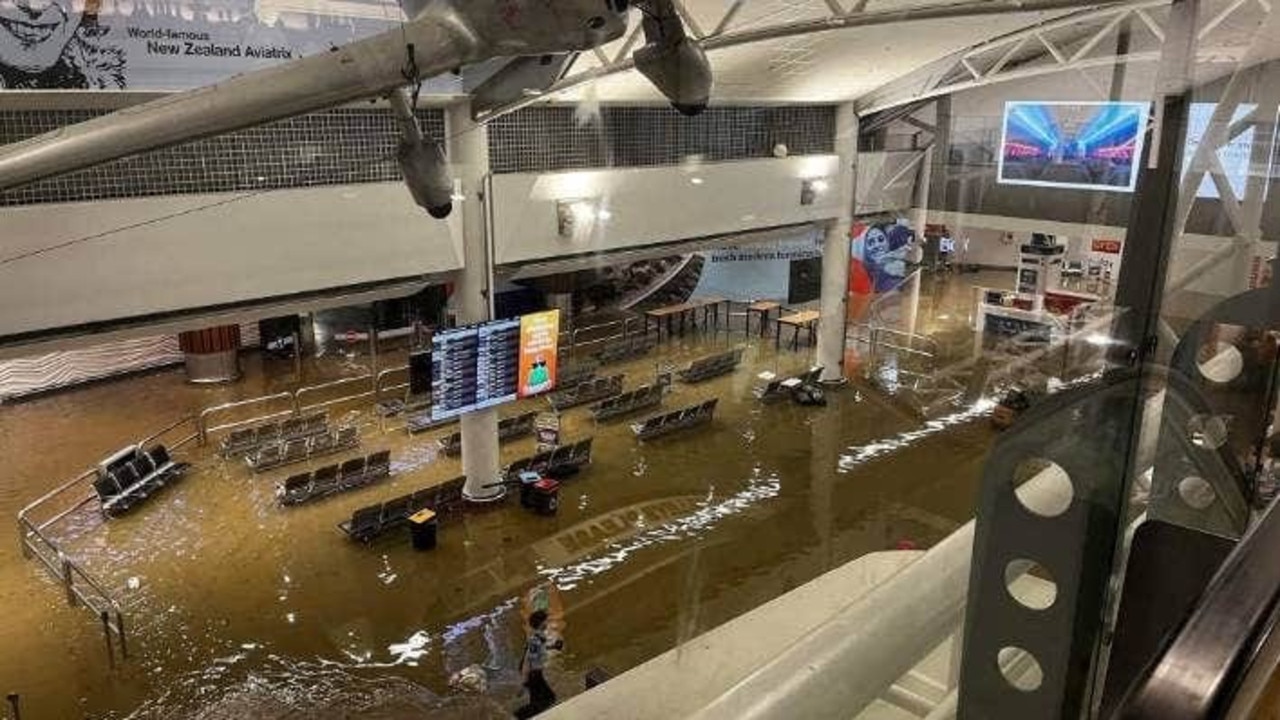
<box><xmin>0</xmin><ymin>0</ymin><xmax>713</xmax><ymax>221</ymax></box>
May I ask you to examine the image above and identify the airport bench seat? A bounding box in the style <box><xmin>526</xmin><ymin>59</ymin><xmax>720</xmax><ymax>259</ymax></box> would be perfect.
<box><xmin>277</xmin><ymin>449</ymin><xmax>393</xmax><ymax>506</ymax></box>
<box><xmin>218</xmin><ymin>412</ymin><xmax>329</xmax><ymax>458</ymax></box>
<box><xmin>548</xmin><ymin>375</ymin><xmax>625</xmax><ymax>412</ymax></box>
<box><xmin>338</xmin><ymin>475</ymin><xmax>467</xmax><ymax>542</ymax></box>
<box><xmin>593</xmin><ymin>336</ymin><xmax>656</xmax><ymax>366</ymax></box>
<box><xmin>439</xmin><ymin>412</ymin><xmax>537</xmax><ymax>456</ymax></box>
<box><xmin>557</xmin><ymin>363</ymin><xmax>600</xmax><ymax>389</ymax></box>
<box><xmin>678</xmin><ymin>349</ymin><xmax>744</xmax><ymax>384</ymax></box>
<box><xmin>592</xmin><ymin>385</ymin><xmax>664</xmax><ymax>421</ymax></box>
<box><xmin>247</xmin><ymin>424</ymin><xmax>361</xmax><ymax>473</ymax></box>
<box><xmin>503</xmin><ymin>437</ymin><xmax>595</xmax><ymax>481</ymax></box>
<box><xmin>93</xmin><ymin>444</ymin><xmax>189</xmax><ymax>516</ymax></box>
<box><xmin>631</xmin><ymin>399</ymin><xmax>719</xmax><ymax>440</ymax></box>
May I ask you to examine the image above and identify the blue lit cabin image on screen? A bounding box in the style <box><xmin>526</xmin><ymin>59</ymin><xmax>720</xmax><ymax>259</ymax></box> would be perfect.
<box><xmin>997</xmin><ymin>101</ymin><xmax>1150</xmax><ymax>192</ymax></box>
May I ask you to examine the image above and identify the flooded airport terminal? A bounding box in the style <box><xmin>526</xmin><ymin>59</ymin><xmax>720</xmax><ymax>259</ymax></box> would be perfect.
<box><xmin>2</xmin><ymin>1</ymin><xmax>1280</xmax><ymax>718</ymax></box>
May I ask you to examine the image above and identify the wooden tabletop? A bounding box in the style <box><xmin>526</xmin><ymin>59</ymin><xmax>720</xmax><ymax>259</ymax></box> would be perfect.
<box><xmin>748</xmin><ymin>301</ymin><xmax>781</xmax><ymax>311</ymax></box>
<box><xmin>777</xmin><ymin>310</ymin><xmax>820</xmax><ymax>326</ymax></box>
<box><xmin>646</xmin><ymin>303</ymin><xmax>694</xmax><ymax>317</ymax></box>
<box><xmin>646</xmin><ymin>296</ymin><xmax>727</xmax><ymax>317</ymax></box>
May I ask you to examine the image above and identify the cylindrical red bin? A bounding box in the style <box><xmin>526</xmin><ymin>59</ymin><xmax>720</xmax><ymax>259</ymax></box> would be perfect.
<box><xmin>530</xmin><ymin>479</ymin><xmax>560</xmax><ymax>516</ymax></box>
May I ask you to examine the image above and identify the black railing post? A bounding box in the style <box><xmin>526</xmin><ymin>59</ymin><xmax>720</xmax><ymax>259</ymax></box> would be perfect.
<box><xmin>99</xmin><ymin>611</ymin><xmax>115</xmax><ymax>669</ymax></box>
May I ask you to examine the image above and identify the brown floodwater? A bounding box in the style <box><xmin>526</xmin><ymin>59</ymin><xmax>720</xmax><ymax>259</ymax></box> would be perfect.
<box><xmin>0</xmin><ymin>274</ymin><xmax>1002</xmax><ymax>719</ymax></box>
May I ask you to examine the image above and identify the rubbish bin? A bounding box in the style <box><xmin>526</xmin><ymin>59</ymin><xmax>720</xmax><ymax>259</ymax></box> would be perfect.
<box><xmin>518</xmin><ymin>471</ymin><xmax>542</xmax><ymax>508</ymax></box>
<box><xmin>408</xmin><ymin>508</ymin><xmax>438</xmax><ymax>550</ymax></box>
<box><xmin>530</xmin><ymin>479</ymin><xmax>560</xmax><ymax>516</ymax></box>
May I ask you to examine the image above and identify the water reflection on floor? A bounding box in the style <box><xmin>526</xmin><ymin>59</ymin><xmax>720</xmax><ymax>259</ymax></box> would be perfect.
<box><xmin>0</xmin><ymin>285</ymin><xmax>1001</xmax><ymax>718</ymax></box>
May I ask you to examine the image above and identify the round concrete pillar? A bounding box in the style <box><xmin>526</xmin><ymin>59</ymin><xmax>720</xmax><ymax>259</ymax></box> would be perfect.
<box><xmin>178</xmin><ymin>325</ymin><xmax>242</xmax><ymax>383</ymax></box>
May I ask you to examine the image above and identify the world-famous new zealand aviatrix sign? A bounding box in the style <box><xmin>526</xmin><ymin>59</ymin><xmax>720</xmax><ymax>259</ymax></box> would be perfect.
<box><xmin>0</xmin><ymin>0</ymin><xmax>455</xmax><ymax>91</ymax></box>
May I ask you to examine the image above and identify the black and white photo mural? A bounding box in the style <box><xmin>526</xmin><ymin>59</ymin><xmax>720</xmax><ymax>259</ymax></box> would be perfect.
<box><xmin>0</xmin><ymin>0</ymin><xmax>459</xmax><ymax>91</ymax></box>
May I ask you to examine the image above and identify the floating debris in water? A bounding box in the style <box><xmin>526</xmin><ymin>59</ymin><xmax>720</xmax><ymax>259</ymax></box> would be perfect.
<box><xmin>539</xmin><ymin>473</ymin><xmax>782</xmax><ymax>591</ymax></box>
<box><xmin>377</xmin><ymin>555</ymin><xmax>398</xmax><ymax>585</ymax></box>
<box><xmin>386</xmin><ymin>630</ymin><xmax>430</xmax><ymax>667</ymax></box>
<box><xmin>837</xmin><ymin>400</ymin><xmax>994</xmax><ymax>473</ymax></box>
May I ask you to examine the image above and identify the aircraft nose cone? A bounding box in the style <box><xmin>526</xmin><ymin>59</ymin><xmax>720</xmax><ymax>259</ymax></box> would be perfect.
<box><xmin>672</xmin><ymin>102</ymin><xmax>707</xmax><ymax>117</ymax></box>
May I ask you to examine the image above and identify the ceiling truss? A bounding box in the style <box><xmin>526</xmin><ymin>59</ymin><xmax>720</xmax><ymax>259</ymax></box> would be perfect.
<box><xmin>472</xmin><ymin>0</ymin><xmax>1145</xmax><ymax>122</ymax></box>
<box><xmin>857</xmin><ymin>0</ymin><xmax>1270</xmax><ymax>113</ymax></box>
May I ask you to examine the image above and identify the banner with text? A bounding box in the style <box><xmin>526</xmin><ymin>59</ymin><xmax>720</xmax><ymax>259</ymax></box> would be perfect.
<box><xmin>0</xmin><ymin>0</ymin><xmax>460</xmax><ymax>92</ymax></box>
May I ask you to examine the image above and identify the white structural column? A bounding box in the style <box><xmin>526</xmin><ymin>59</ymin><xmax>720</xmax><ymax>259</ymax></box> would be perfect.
<box><xmin>448</xmin><ymin>102</ymin><xmax>504</xmax><ymax>503</ymax></box>
<box><xmin>816</xmin><ymin>103</ymin><xmax>858</xmax><ymax>383</ymax></box>
<box><xmin>905</xmin><ymin>143</ymin><xmax>934</xmax><ymax>337</ymax></box>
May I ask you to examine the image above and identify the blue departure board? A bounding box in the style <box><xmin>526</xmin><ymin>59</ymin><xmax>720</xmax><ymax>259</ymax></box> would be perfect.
<box><xmin>430</xmin><ymin>318</ymin><xmax>521</xmax><ymax>421</ymax></box>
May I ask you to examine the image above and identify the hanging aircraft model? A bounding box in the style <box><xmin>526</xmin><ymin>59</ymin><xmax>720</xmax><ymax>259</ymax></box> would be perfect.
<box><xmin>0</xmin><ymin>0</ymin><xmax>712</xmax><ymax>218</ymax></box>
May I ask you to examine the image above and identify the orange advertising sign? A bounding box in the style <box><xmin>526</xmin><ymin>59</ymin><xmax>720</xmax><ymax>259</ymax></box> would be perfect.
<box><xmin>1091</xmin><ymin>238</ymin><xmax>1123</xmax><ymax>254</ymax></box>
<box><xmin>519</xmin><ymin>310</ymin><xmax>560</xmax><ymax>398</ymax></box>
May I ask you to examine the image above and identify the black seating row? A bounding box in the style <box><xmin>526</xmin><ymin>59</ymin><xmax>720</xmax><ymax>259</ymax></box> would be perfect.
<box><xmin>592</xmin><ymin>336</ymin><xmax>656</xmax><ymax>366</ymax></box>
<box><xmin>338</xmin><ymin>476</ymin><xmax>467</xmax><ymax>542</ymax></box>
<box><xmin>548</xmin><ymin>375</ymin><xmax>624</xmax><ymax>412</ymax></box>
<box><xmin>557</xmin><ymin>363</ymin><xmax>599</xmax><ymax>390</ymax></box>
<box><xmin>438</xmin><ymin>411</ymin><xmax>537</xmax><ymax>456</ymax></box>
<box><xmin>219</xmin><ymin>412</ymin><xmax>327</xmax><ymax>458</ymax></box>
<box><xmin>277</xmin><ymin>450</ymin><xmax>392</xmax><ymax>506</ymax></box>
<box><xmin>406</xmin><ymin>411</ymin><xmax>456</xmax><ymax>435</ymax></box>
<box><xmin>631</xmin><ymin>399</ymin><xmax>719</xmax><ymax>440</ymax></box>
<box><xmin>246</xmin><ymin>425</ymin><xmax>360</xmax><ymax>473</ymax></box>
<box><xmin>754</xmin><ymin>366</ymin><xmax>823</xmax><ymax>403</ymax></box>
<box><xmin>504</xmin><ymin>437</ymin><xmax>595</xmax><ymax>480</ymax></box>
<box><xmin>592</xmin><ymin>384</ymin><xmax>664</xmax><ymax>421</ymax></box>
<box><xmin>678</xmin><ymin>349</ymin><xmax>744</xmax><ymax>384</ymax></box>
<box><xmin>92</xmin><ymin>444</ymin><xmax>189</xmax><ymax>516</ymax></box>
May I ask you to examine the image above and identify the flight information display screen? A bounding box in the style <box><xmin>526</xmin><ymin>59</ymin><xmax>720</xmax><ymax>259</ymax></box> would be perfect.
<box><xmin>430</xmin><ymin>318</ymin><xmax>521</xmax><ymax>421</ymax></box>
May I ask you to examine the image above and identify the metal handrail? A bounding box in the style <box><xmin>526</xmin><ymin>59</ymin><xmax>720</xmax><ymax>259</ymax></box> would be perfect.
<box><xmin>566</xmin><ymin>316</ymin><xmax>641</xmax><ymax>360</ymax></box>
<box><xmin>196</xmin><ymin>391</ymin><xmax>296</xmax><ymax>445</ymax></box>
<box><xmin>295</xmin><ymin>374</ymin><xmax>375</xmax><ymax>416</ymax></box>
<box><xmin>137</xmin><ymin>414</ymin><xmax>199</xmax><ymax>454</ymax></box>
<box><xmin>374</xmin><ymin>365</ymin><xmax>410</xmax><ymax>402</ymax></box>
<box><xmin>18</xmin><ymin>490</ymin><xmax>128</xmax><ymax>660</ymax></box>
<box><xmin>1119</xmin><ymin>496</ymin><xmax>1280</xmax><ymax>718</ymax></box>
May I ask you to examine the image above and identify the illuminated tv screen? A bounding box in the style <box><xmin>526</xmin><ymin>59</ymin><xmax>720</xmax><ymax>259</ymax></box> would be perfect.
<box><xmin>997</xmin><ymin>101</ymin><xmax>1150</xmax><ymax>192</ymax></box>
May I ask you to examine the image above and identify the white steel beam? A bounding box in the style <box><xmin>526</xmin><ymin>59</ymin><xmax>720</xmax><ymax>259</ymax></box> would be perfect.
<box><xmin>476</xmin><ymin>0</ymin><xmax>1142</xmax><ymax>122</ymax></box>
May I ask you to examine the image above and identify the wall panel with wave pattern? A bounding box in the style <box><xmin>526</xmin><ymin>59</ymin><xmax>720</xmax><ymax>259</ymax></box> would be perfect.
<box><xmin>0</xmin><ymin>322</ymin><xmax>261</xmax><ymax>400</ymax></box>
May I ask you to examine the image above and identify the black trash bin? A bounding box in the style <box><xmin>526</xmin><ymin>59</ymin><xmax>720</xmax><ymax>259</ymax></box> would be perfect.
<box><xmin>530</xmin><ymin>479</ymin><xmax>560</xmax><ymax>516</ymax></box>
<box><xmin>408</xmin><ymin>508</ymin><xmax>438</xmax><ymax>550</ymax></box>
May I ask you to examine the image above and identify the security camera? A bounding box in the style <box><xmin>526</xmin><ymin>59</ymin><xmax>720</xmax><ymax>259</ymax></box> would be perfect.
<box><xmin>633</xmin><ymin>0</ymin><xmax>712</xmax><ymax>116</ymax></box>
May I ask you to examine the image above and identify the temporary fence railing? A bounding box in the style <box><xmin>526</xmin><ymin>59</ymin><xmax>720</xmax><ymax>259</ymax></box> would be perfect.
<box><xmin>196</xmin><ymin>392</ymin><xmax>296</xmax><ymax>446</ymax></box>
<box><xmin>15</xmin><ymin>415</ymin><xmax>200</xmax><ymax>666</ymax></box>
<box><xmin>295</xmin><ymin>374</ymin><xmax>375</xmax><ymax>416</ymax></box>
<box><xmin>374</xmin><ymin>365</ymin><xmax>410</xmax><ymax>403</ymax></box>
<box><xmin>564</xmin><ymin>316</ymin><xmax>645</xmax><ymax>361</ymax></box>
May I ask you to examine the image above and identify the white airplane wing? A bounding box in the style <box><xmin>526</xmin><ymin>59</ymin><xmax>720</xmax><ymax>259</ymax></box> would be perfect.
<box><xmin>0</xmin><ymin>0</ymin><xmax>630</xmax><ymax>191</ymax></box>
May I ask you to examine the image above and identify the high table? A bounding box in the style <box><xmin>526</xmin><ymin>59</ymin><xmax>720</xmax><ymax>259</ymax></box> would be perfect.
<box><xmin>644</xmin><ymin>297</ymin><xmax>728</xmax><ymax>339</ymax></box>
<box><xmin>776</xmin><ymin>310</ymin><xmax>820</xmax><ymax>350</ymax></box>
<box><xmin>747</xmin><ymin>301</ymin><xmax>781</xmax><ymax>337</ymax></box>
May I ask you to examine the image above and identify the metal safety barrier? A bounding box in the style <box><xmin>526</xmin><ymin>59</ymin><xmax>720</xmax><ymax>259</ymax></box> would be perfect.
<box><xmin>565</xmin><ymin>316</ymin><xmax>644</xmax><ymax>361</ymax></box>
<box><xmin>196</xmin><ymin>392</ymin><xmax>296</xmax><ymax>445</ymax></box>
<box><xmin>374</xmin><ymin>365</ymin><xmax>410</xmax><ymax>403</ymax></box>
<box><xmin>12</xmin><ymin>417</ymin><xmax>200</xmax><ymax>665</ymax></box>
<box><xmin>295</xmin><ymin>374</ymin><xmax>376</xmax><ymax>416</ymax></box>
